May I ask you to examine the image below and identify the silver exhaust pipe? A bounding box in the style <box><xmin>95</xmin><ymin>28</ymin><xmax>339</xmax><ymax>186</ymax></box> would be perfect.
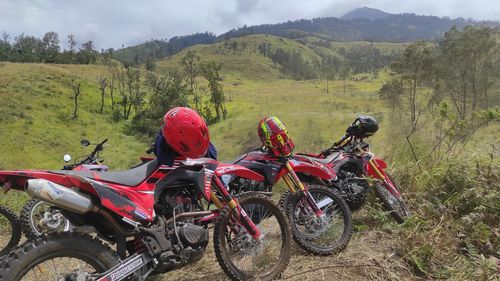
<box><xmin>25</xmin><ymin>179</ymin><xmax>95</xmax><ymax>214</ymax></box>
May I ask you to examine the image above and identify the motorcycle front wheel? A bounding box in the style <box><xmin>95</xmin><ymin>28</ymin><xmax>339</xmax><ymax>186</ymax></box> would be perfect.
<box><xmin>286</xmin><ymin>185</ymin><xmax>353</xmax><ymax>256</ymax></box>
<box><xmin>0</xmin><ymin>232</ymin><xmax>118</xmax><ymax>281</ymax></box>
<box><xmin>213</xmin><ymin>192</ymin><xmax>291</xmax><ymax>281</ymax></box>
<box><xmin>374</xmin><ymin>173</ymin><xmax>411</xmax><ymax>224</ymax></box>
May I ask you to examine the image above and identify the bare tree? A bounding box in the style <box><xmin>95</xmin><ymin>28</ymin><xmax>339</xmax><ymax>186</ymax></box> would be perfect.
<box><xmin>97</xmin><ymin>75</ymin><xmax>107</xmax><ymax>114</ymax></box>
<box><xmin>68</xmin><ymin>74</ymin><xmax>82</xmax><ymax>119</ymax></box>
<box><xmin>107</xmin><ymin>65</ymin><xmax>117</xmax><ymax>109</ymax></box>
<box><xmin>180</xmin><ymin>50</ymin><xmax>200</xmax><ymax>111</ymax></box>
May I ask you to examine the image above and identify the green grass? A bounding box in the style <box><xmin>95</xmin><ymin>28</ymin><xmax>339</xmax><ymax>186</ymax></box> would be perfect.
<box><xmin>0</xmin><ymin>62</ymin><xmax>148</xmax><ymax>171</ymax></box>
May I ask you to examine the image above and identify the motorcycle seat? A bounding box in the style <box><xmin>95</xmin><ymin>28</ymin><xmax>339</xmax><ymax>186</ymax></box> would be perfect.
<box><xmin>305</xmin><ymin>152</ymin><xmax>340</xmax><ymax>165</ymax></box>
<box><xmin>51</xmin><ymin>159</ymin><xmax>160</xmax><ymax>186</ymax></box>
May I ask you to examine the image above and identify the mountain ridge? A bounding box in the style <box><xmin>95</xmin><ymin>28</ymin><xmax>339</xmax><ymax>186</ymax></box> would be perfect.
<box><xmin>341</xmin><ymin>7</ymin><xmax>392</xmax><ymax>20</ymax></box>
<box><xmin>113</xmin><ymin>8</ymin><xmax>500</xmax><ymax>64</ymax></box>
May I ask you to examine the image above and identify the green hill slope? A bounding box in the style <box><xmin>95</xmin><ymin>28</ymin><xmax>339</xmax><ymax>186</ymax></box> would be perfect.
<box><xmin>0</xmin><ymin>62</ymin><xmax>147</xmax><ymax>170</ymax></box>
<box><xmin>156</xmin><ymin>34</ymin><xmax>321</xmax><ymax>80</ymax></box>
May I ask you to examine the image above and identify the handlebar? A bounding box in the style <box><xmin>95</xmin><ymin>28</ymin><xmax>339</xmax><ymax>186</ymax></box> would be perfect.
<box><xmin>63</xmin><ymin>139</ymin><xmax>108</xmax><ymax>170</ymax></box>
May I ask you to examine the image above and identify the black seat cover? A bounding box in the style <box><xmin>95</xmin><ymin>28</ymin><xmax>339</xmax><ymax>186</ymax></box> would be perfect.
<box><xmin>51</xmin><ymin>159</ymin><xmax>160</xmax><ymax>186</ymax></box>
<box><xmin>304</xmin><ymin>152</ymin><xmax>340</xmax><ymax>165</ymax></box>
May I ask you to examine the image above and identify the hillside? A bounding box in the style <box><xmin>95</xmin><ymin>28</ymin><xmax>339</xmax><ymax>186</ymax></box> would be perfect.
<box><xmin>0</xmin><ymin>62</ymin><xmax>148</xmax><ymax>171</ymax></box>
<box><xmin>155</xmin><ymin>34</ymin><xmax>407</xmax><ymax>81</ymax></box>
<box><xmin>113</xmin><ymin>8</ymin><xmax>499</xmax><ymax>65</ymax></box>
<box><xmin>155</xmin><ymin>34</ymin><xmax>322</xmax><ymax>80</ymax></box>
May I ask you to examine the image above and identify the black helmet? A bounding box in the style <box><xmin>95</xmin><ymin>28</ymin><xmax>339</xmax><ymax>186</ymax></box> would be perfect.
<box><xmin>346</xmin><ymin>115</ymin><xmax>379</xmax><ymax>138</ymax></box>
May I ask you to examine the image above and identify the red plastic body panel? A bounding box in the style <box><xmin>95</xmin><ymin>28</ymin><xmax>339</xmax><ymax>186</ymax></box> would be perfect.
<box><xmin>215</xmin><ymin>163</ymin><xmax>265</xmax><ymax>181</ymax></box>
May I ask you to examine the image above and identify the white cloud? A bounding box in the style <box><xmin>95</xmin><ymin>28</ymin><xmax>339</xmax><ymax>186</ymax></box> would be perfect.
<box><xmin>0</xmin><ymin>0</ymin><xmax>498</xmax><ymax>49</ymax></box>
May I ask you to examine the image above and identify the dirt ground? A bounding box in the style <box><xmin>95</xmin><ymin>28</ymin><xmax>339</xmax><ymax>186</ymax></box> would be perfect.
<box><xmin>154</xmin><ymin>229</ymin><xmax>414</xmax><ymax>281</ymax></box>
<box><xmin>0</xmin><ymin>219</ymin><xmax>415</xmax><ymax>281</ymax></box>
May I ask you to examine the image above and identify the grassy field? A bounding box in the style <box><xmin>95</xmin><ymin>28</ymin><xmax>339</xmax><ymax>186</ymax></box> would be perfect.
<box><xmin>0</xmin><ymin>33</ymin><xmax>498</xmax><ymax>280</ymax></box>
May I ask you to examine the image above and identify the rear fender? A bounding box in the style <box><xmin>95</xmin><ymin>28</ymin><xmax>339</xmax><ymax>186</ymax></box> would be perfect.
<box><xmin>0</xmin><ymin>170</ymin><xmax>78</xmax><ymax>192</ymax></box>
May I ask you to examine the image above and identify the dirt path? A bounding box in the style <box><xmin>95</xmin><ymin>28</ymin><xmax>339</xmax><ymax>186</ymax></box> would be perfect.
<box><xmin>158</xmin><ymin>229</ymin><xmax>414</xmax><ymax>281</ymax></box>
<box><xmin>0</xmin><ymin>221</ymin><xmax>415</xmax><ymax>280</ymax></box>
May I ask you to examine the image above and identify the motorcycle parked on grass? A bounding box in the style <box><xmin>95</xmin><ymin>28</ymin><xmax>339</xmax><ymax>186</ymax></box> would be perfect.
<box><xmin>296</xmin><ymin>115</ymin><xmax>411</xmax><ymax>223</ymax></box>
<box><xmin>19</xmin><ymin>139</ymin><xmax>109</xmax><ymax>238</ymax></box>
<box><xmin>229</xmin><ymin>116</ymin><xmax>353</xmax><ymax>256</ymax></box>
<box><xmin>0</xmin><ymin>155</ymin><xmax>291</xmax><ymax>280</ymax></box>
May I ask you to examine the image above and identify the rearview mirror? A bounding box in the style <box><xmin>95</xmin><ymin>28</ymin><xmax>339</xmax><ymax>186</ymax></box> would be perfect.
<box><xmin>63</xmin><ymin>154</ymin><xmax>71</xmax><ymax>162</ymax></box>
<box><xmin>80</xmin><ymin>139</ymin><xmax>90</xmax><ymax>147</ymax></box>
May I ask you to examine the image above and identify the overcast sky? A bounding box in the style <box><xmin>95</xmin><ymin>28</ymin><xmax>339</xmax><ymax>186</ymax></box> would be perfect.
<box><xmin>1</xmin><ymin>0</ymin><xmax>498</xmax><ymax>49</ymax></box>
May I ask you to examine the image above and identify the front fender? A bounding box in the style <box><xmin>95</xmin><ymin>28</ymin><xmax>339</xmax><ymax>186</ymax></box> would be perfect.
<box><xmin>364</xmin><ymin>157</ymin><xmax>388</xmax><ymax>179</ymax></box>
<box><xmin>215</xmin><ymin>164</ymin><xmax>265</xmax><ymax>182</ymax></box>
<box><xmin>288</xmin><ymin>159</ymin><xmax>337</xmax><ymax>180</ymax></box>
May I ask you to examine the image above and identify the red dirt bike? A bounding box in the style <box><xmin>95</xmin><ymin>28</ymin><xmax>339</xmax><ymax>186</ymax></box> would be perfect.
<box><xmin>229</xmin><ymin>148</ymin><xmax>353</xmax><ymax>256</ymax></box>
<box><xmin>296</xmin><ymin>131</ymin><xmax>411</xmax><ymax>224</ymax></box>
<box><xmin>19</xmin><ymin>139</ymin><xmax>109</xmax><ymax>238</ymax></box>
<box><xmin>0</xmin><ymin>157</ymin><xmax>291</xmax><ymax>281</ymax></box>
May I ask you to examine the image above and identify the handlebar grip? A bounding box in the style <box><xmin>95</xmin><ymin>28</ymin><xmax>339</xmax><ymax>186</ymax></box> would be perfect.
<box><xmin>101</xmin><ymin>139</ymin><xmax>108</xmax><ymax>145</ymax></box>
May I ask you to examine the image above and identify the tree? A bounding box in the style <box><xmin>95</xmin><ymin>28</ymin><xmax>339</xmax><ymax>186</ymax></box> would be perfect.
<box><xmin>67</xmin><ymin>34</ymin><xmax>77</xmax><ymax>52</ymax></box>
<box><xmin>97</xmin><ymin>76</ymin><xmax>107</xmax><ymax>114</ymax></box>
<box><xmin>67</xmin><ymin>34</ymin><xmax>77</xmax><ymax>63</ymax></box>
<box><xmin>201</xmin><ymin>61</ymin><xmax>226</xmax><ymax>122</ymax></box>
<box><xmin>68</xmin><ymin>74</ymin><xmax>82</xmax><ymax>119</ymax></box>
<box><xmin>102</xmin><ymin>48</ymin><xmax>114</xmax><ymax>66</ymax></box>
<box><xmin>378</xmin><ymin>78</ymin><xmax>404</xmax><ymax>113</ymax></box>
<box><xmin>436</xmin><ymin>26</ymin><xmax>498</xmax><ymax>119</ymax></box>
<box><xmin>12</xmin><ymin>34</ymin><xmax>43</xmax><ymax>62</ymax></box>
<box><xmin>130</xmin><ymin>71</ymin><xmax>189</xmax><ymax>136</ymax></box>
<box><xmin>41</xmin><ymin>31</ymin><xmax>60</xmax><ymax>63</ymax></box>
<box><xmin>338</xmin><ymin>63</ymin><xmax>351</xmax><ymax>94</ymax></box>
<box><xmin>107</xmin><ymin>65</ymin><xmax>118</xmax><ymax>110</ymax></box>
<box><xmin>180</xmin><ymin>50</ymin><xmax>200</xmax><ymax>111</ymax></box>
<box><xmin>319</xmin><ymin>55</ymin><xmax>339</xmax><ymax>94</ymax></box>
<box><xmin>77</xmin><ymin>40</ymin><xmax>97</xmax><ymax>64</ymax></box>
<box><xmin>390</xmin><ymin>41</ymin><xmax>434</xmax><ymax>127</ymax></box>
<box><xmin>126</xmin><ymin>66</ymin><xmax>143</xmax><ymax>116</ymax></box>
<box><xmin>0</xmin><ymin>32</ymin><xmax>11</xmax><ymax>61</ymax></box>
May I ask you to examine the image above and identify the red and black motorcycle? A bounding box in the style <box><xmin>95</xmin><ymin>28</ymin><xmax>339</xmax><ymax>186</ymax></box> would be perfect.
<box><xmin>296</xmin><ymin>116</ymin><xmax>411</xmax><ymax>223</ymax></box>
<box><xmin>227</xmin><ymin>116</ymin><xmax>353</xmax><ymax>257</ymax></box>
<box><xmin>19</xmin><ymin>138</ymin><xmax>109</xmax><ymax>238</ymax></box>
<box><xmin>0</xmin><ymin>157</ymin><xmax>291</xmax><ymax>281</ymax></box>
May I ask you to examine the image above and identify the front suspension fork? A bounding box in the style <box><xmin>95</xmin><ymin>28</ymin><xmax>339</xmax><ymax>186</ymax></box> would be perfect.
<box><xmin>282</xmin><ymin>162</ymin><xmax>324</xmax><ymax>217</ymax></box>
<box><xmin>211</xmin><ymin>176</ymin><xmax>261</xmax><ymax>239</ymax></box>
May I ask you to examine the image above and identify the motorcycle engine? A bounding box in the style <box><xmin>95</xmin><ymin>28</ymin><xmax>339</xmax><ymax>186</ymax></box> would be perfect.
<box><xmin>149</xmin><ymin>185</ymin><xmax>208</xmax><ymax>272</ymax></box>
<box><xmin>337</xmin><ymin>170</ymin><xmax>369</xmax><ymax>211</ymax></box>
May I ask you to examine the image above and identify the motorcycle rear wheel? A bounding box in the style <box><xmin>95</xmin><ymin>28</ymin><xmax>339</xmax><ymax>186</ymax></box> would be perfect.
<box><xmin>0</xmin><ymin>206</ymin><xmax>22</xmax><ymax>256</ymax></box>
<box><xmin>0</xmin><ymin>232</ymin><xmax>118</xmax><ymax>281</ymax></box>
<box><xmin>20</xmin><ymin>199</ymin><xmax>72</xmax><ymax>239</ymax></box>
<box><xmin>214</xmin><ymin>192</ymin><xmax>291</xmax><ymax>281</ymax></box>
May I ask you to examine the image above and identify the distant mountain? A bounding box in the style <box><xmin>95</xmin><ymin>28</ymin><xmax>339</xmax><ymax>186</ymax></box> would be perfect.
<box><xmin>221</xmin><ymin>13</ymin><xmax>499</xmax><ymax>42</ymax></box>
<box><xmin>341</xmin><ymin>7</ymin><xmax>392</xmax><ymax>20</ymax></box>
<box><xmin>114</xmin><ymin>8</ymin><xmax>500</xmax><ymax>64</ymax></box>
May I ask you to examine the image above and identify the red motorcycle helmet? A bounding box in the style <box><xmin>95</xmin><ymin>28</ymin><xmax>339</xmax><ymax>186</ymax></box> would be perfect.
<box><xmin>162</xmin><ymin>107</ymin><xmax>210</xmax><ymax>158</ymax></box>
<box><xmin>257</xmin><ymin>116</ymin><xmax>295</xmax><ymax>156</ymax></box>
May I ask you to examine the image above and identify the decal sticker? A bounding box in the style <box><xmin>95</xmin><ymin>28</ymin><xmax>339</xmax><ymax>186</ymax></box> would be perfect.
<box><xmin>46</xmin><ymin>182</ymin><xmax>64</xmax><ymax>200</ymax></box>
<box><xmin>98</xmin><ymin>255</ymin><xmax>144</xmax><ymax>281</ymax></box>
<box><xmin>134</xmin><ymin>208</ymin><xmax>148</xmax><ymax>220</ymax></box>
